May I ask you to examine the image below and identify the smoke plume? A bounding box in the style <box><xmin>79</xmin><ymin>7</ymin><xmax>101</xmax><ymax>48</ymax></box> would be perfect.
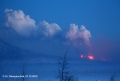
<box><xmin>38</xmin><ymin>20</ymin><xmax>61</xmax><ymax>37</ymax></box>
<box><xmin>4</xmin><ymin>9</ymin><xmax>36</xmax><ymax>36</ymax></box>
<box><xmin>2</xmin><ymin>9</ymin><xmax>92</xmax><ymax>56</ymax></box>
<box><xmin>65</xmin><ymin>24</ymin><xmax>91</xmax><ymax>46</ymax></box>
<box><xmin>4</xmin><ymin>9</ymin><xmax>61</xmax><ymax>38</ymax></box>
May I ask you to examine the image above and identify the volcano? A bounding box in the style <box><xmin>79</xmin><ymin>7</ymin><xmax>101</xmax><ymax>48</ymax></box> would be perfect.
<box><xmin>0</xmin><ymin>39</ymin><xmax>60</xmax><ymax>63</ymax></box>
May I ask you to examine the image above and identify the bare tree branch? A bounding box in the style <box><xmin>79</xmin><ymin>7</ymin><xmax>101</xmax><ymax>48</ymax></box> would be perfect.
<box><xmin>57</xmin><ymin>51</ymin><xmax>76</xmax><ymax>81</ymax></box>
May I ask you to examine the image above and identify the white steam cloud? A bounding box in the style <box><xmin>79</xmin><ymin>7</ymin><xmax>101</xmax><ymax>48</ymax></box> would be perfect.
<box><xmin>4</xmin><ymin>9</ymin><xmax>36</xmax><ymax>36</ymax></box>
<box><xmin>4</xmin><ymin>9</ymin><xmax>61</xmax><ymax>37</ymax></box>
<box><xmin>65</xmin><ymin>24</ymin><xmax>91</xmax><ymax>47</ymax></box>
<box><xmin>3</xmin><ymin>9</ymin><xmax>92</xmax><ymax>54</ymax></box>
<box><xmin>38</xmin><ymin>20</ymin><xmax>61</xmax><ymax>37</ymax></box>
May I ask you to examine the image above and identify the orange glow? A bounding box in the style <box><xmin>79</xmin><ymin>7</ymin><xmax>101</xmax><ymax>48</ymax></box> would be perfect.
<box><xmin>88</xmin><ymin>55</ymin><xmax>94</xmax><ymax>60</ymax></box>
<box><xmin>80</xmin><ymin>54</ymin><xmax>95</xmax><ymax>60</ymax></box>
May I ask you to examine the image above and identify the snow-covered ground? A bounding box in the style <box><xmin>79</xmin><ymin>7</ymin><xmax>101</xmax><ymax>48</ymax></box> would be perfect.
<box><xmin>0</xmin><ymin>61</ymin><xmax>120</xmax><ymax>81</ymax></box>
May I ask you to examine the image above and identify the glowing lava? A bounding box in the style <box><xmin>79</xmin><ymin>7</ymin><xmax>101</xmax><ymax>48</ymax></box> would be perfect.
<box><xmin>88</xmin><ymin>55</ymin><xmax>94</xmax><ymax>60</ymax></box>
<box><xmin>80</xmin><ymin>54</ymin><xmax>94</xmax><ymax>60</ymax></box>
<box><xmin>80</xmin><ymin>54</ymin><xmax>107</xmax><ymax>61</ymax></box>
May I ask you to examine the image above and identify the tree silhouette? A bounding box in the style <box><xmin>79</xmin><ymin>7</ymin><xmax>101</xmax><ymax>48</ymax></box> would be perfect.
<box><xmin>21</xmin><ymin>64</ymin><xmax>26</xmax><ymax>81</ymax></box>
<box><xmin>110</xmin><ymin>74</ymin><xmax>115</xmax><ymax>81</ymax></box>
<box><xmin>57</xmin><ymin>51</ymin><xmax>76</xmax><ymax>81</ymax></box>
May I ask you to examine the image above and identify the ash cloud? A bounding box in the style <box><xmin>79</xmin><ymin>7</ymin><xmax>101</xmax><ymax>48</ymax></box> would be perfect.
<box><xmin>4</xmin><ymin>9</ymin><xmax>36</xmax><ymax>36</ymax></box>
<box><xmin>64</xmin><ymin>24</ymin><xmax>92</xmax><ymax>55</ymax></box>
<box><xmin>65</xmin><ymin>24</ymin><xmax>91</xmax><ymax>47</ymax></box>
<box><xmin>2</xmin><ymin>9</ymin><xmax>92</xmax><ymax>57</ymax></box>
<box><xmin>92</xmin><ymin>38</ymin><xmax>120</xmax><ymax>62</ymax></box>
<box><xmin>3</xmin><ymin>9</ymin><xmax>61</xmax><ymax>38</ymax></box>
<box><xmin>1</xmin><ymin>9</ymin><xmax>120</xmax><ymax>62</ymax></box>
<box><xmin>38</xmin><ymin>20</ymin><xmax>61</xmax><ymax>37</ymax></box>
